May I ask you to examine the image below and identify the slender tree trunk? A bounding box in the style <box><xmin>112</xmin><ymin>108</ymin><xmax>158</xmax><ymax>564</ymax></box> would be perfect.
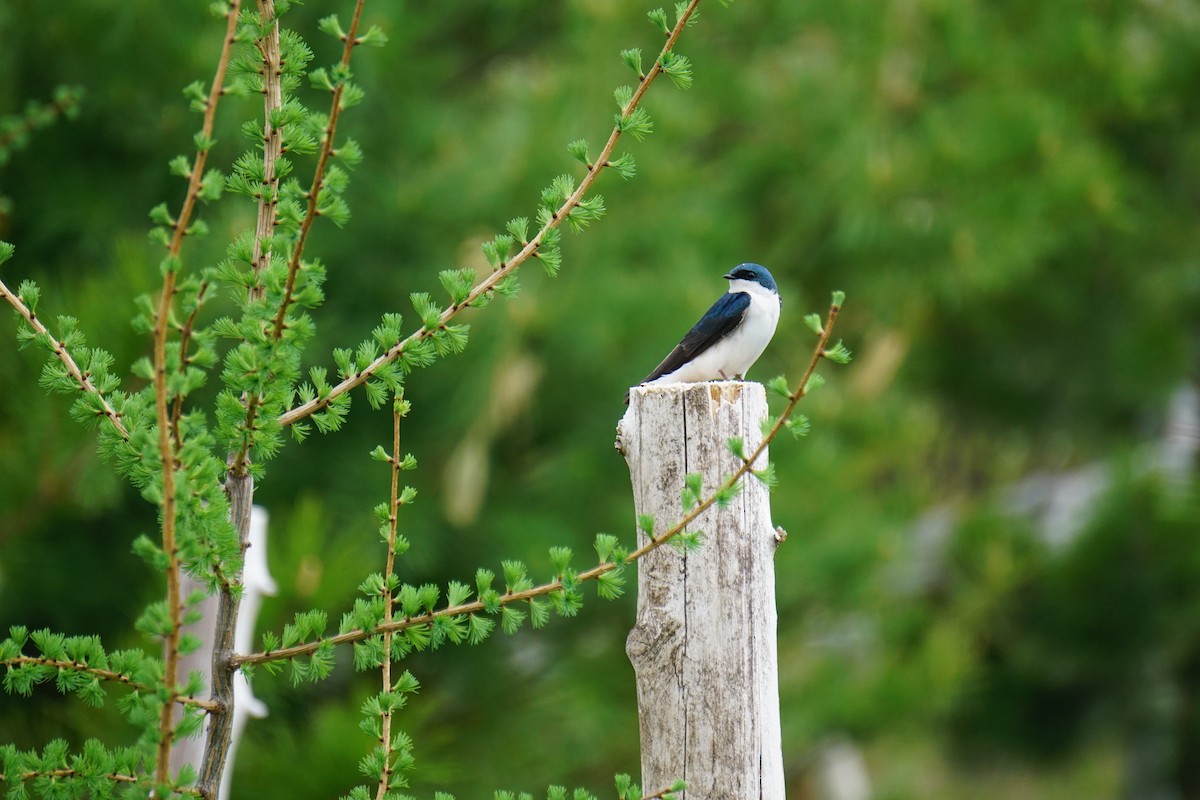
<box><xmin>170</xmin><ymin>499</ymin><xmax>276</xmax><ymax>799</ymax></box>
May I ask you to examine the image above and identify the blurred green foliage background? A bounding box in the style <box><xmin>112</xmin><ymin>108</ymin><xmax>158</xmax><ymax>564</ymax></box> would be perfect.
<box><xmin>2</xmin><ymin>0</ymin><xmax>1200</xmax><ymax>797</ymax></box>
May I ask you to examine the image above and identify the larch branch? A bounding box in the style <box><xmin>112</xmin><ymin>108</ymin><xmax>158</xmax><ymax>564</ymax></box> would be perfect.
<box><xmin>151</xmin><ymin>0</ymin><xmax>242</xmax><ymax>783</ymax></box>
<box><xmin>0</xmin><ymin>278</ymin><xmax>130</xmax><ymax>441</ymax></box>
<box><xmin>0</xmin><ymin>655</ymin><xmax>220</xmax><ymax>712</ymax></box>
<box><xmin>276</xmin><ymin>0</ymin><xmax>704</xmax><ymax>429</ymax></box>
<box><xmin>229</xmin><ymin>0</ymin><xmax>282</xmax><ymax>479</ymax></box>
<box><xmin>238</xmin><ymin>293</ymin><xmax>844</xmax><ymax>669</ymax></box>
<box><xmin>376</xmin><ymin>398</ymin><xmax>401</xmax><ymax>800</ymax></box>
<box><xmin>271</xmin><ymin>0</ymin><xmax>368</xmax><ymax>340</ymax></box>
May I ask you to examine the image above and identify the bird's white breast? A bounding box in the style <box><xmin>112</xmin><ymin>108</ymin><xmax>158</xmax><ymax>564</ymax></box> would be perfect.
<box><xmin>649</xmin><ymin>279</ymin><xmax>781</xmax><ymax>385</ymax></box>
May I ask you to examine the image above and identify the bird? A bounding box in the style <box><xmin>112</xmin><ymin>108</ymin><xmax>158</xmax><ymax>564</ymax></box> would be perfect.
<box><xmin>625</xmin><ymin>263</ymin><xmax>781</xmax><ymax>404</ymax></box>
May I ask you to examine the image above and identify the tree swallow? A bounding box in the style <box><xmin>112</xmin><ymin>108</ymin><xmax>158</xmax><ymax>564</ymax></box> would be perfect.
<box><xmin>626</xmin><ymin>263</ymin><xmax>781</xmax><ymax>403</ymax></box>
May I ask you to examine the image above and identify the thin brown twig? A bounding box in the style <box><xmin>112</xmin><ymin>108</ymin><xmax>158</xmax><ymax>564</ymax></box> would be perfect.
<box><xmin>0</xmin><ymin>769</ymin><xmax>203</xmax><ymax>795</ymax></box>
<box><xmin>236</xmin><ymin>296</ymin><xmax>844</xmax><ymax>668</ymax></box>
<box><xmin>276</xmin><ymin>0</ymin><xmax>704</xmax><ymax>429</ymax></box>
<box><xmin>151</xmin><ymin>272</ymin><xmax>181</xmax><ymax>792</ymax></box>
<box><xmin>0</xmin><ymin>655</ymin><xmax>220</xmax><ymax>712</ymax></box>
<box><xmin>0</xmin><ymin>769</ymin><xmax>139</xmax><ymax>786</ymax></box>
<box><xmin>376</xmin><ymin>399</ymin><xmax>402</xmax><ymax>800</ymax></box>
<box><xmin>152</xmin><ymin>1</ymin><xmax>242</xmax><ymax>784</ymax></box>
<box><xmin>0</xmin><ymin>279</ymin><xmax>130</xmax><ymax>441</ymax></box>
<box><xmin>171</xmin><ymin>279</ymin><xmax>211</xmax><ymax>449</ymax></box>
<box><xmin>271</xmin><ymin>0</ymin><xmax>367</xmax><ymax>340</ymax></box>
<box><xmin>234</xmin><ymin>576</ymin><xmax>581</xmax><ymax>666</ymax></box>
<box><xmin>164</xmin><ymin>5</ymin><xmax>240</xmax><ymax>262</ymax></box>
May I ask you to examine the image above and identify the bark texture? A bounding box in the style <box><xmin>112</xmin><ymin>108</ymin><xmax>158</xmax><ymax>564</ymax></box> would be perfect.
<box><xmin>617</xmin><ymin>381</ymin><xmax>785</xmax><ymax>799</ymax></box>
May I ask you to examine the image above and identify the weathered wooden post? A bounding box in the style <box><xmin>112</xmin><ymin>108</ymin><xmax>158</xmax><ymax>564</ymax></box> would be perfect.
<box><xmin>616</xmin><ymin>381</ymin><xmax>785</xmax><ymax>798</ymax></box>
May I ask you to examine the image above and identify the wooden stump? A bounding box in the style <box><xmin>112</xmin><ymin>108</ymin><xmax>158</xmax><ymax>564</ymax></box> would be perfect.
<box><xmin>616</xmin><ymin>381</ymin><xmax>785</xmax><ymax>799</ymax></box>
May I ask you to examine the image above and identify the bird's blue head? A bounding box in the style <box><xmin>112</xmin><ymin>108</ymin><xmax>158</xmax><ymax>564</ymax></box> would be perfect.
<box><xmin>723</xmin><ymin>262</ymin><xmax>777</xmax><ymax>293</ymax></box>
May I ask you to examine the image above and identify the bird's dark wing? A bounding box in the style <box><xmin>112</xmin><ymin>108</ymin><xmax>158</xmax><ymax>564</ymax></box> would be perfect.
<box><xmin>640</xmin><ymin>290</ymin><xmax>750</xmax><ymax>384</ymax></box>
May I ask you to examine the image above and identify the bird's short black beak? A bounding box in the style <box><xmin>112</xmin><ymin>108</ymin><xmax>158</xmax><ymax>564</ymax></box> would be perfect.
<box><xmin>723</xmin><ymin>272</ymin><xmax>736</xmax><ymax>280</ymax></box>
